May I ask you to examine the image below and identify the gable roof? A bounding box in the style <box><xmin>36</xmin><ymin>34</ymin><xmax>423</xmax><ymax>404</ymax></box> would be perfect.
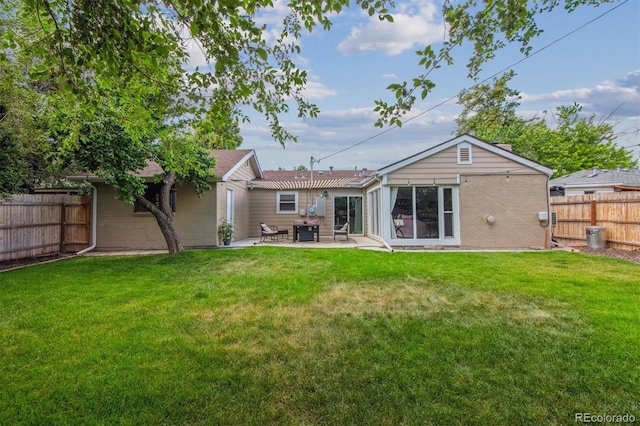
<box><xmin>550</xmin><ymin>167</ymin><xmax>640</xmax><ymax>188</ymax></box>
<box><xmin>70</xmin><ymin>149</ymin><xmax>262</xmax><ymax>182</ymax></box>
<box><xmin>376</xmin><ymin>134</ymin><xmax>554</xmax><ymax>176</ymax></box>
<box><xmin>209</xmin><ymin>149</ymin><xmax>262</xmax><ymax>180</ymax></box>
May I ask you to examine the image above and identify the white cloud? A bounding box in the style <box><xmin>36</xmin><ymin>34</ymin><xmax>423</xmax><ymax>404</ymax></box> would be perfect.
<box><xmin>302</xmin><ymin>81</ymin><xmax>339</xmax><ymax>100</ymax></box>
<box><xmin>244</xmin><ymin>57</ymin><xmax>640</xmax><ymax>170</ymax></box>
<box><xmin>185</xmin><ymin>37</ymin><xmax>210</xmax><ymax>70</ymax></box>
<box><xmin>242</xmin><ymin>101</ymin><xmax>460</xmax><ymax>170</ymax></box>
<box><xmin>254</xmin><ymin>0</ymin><xmax>292</xmax><ymax>27</ymax></box>
<box><xmin>519</xmin><ymin>70</ymin><xmax>640</xmax><ymax>119</ymax></box>
<box><xmin>336</xmin><ymin>0</ymin><xmax>444</xmax><ymax>56</ymax></box>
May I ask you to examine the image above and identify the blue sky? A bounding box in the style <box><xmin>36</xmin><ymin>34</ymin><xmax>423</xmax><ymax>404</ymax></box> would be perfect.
<box><xmin>232</xmin><ymin>0</ymin><xmax>640</xmax><ymax>171</ymax></box>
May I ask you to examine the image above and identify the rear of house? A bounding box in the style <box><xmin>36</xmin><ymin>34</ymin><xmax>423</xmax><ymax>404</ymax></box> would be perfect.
<box><xmin>365</xmin><ymin>135</ymin><xmax>554</xmax><ymax>249</ymax></box>
<box><xmin>77</xmin><ymin>150</ymin><xmax>261</xmax><ymax>251</ymax></box>
<box><xmin>247</xmin><ymin>170</ymin><xmax>372</xmax><ymax>240</ymax></box>
<box><xmin>74</xmin><ymin>135</ymin><xmax>553</xmax><ymax>251</ymax></box>
<box><xmin>246</xmin><ymin>135</ymin><xmax>553</xmax><ymax>249</ymax></box>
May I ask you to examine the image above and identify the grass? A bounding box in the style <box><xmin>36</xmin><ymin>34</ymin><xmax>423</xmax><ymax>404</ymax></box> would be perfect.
<box><xmin>0</xmin><ymin>248</ymin><xmax>638</xmax><ymax>425</ymax></box>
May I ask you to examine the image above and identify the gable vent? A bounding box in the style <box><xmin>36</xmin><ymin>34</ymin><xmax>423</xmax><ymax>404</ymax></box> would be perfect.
<box><xmin>457</xmin><ymin>142</ymin><xmax>472</xmax><ymax>164</ymax></box>
<box><xmin>459</xmin><ymin>147</ymin><xmax>470</xmax><ymax>162</ymax></box>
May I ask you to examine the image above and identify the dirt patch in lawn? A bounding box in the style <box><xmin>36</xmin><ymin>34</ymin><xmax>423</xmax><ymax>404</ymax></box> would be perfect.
<box><xmin>574</xmin><ymin>246</ymin><xmax>640</xmax><ymax>264</ymax></box>
<box><xmin>0</xmin><ymin>254</ymin><xmax>73</xmax><ymax>272</ymax></box>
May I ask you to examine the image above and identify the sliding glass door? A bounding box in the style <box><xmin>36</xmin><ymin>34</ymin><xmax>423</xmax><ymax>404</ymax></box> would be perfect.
<box><xmin>334</xmin><ymin>196</ymin><xmax>363</xmax><ymax>234</ymax></box>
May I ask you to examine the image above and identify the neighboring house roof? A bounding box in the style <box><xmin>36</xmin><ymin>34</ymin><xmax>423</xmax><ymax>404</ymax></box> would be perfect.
<box><xmin>252</xmin><ymin>170</ymin><xmax>374</xmax><ymax>190</ymax></box>
<box><xmin>376</xmin><ymin>134</ymin><xmax>554</xmax><ymax>176</ymax></box>
<box><xmin>70</xmin><ymin>149</ymin><xmax>262</xmax><ymax>182</ymax></box>
<box><xmin>549</xmin><ymin>167</ymin><xmax>640</xmax><ymax>189</ymax></box>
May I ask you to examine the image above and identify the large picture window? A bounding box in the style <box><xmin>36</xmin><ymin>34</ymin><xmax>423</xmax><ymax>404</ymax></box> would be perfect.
<box><xmin>391</xmin><ymin>186</ymin><xmax>456</xmax><ymax>240</ymax></box>
<box><xmin>134</xmin><ymin>183</ymin><xmax>176</xmax><ymax>213</ymax></box>
<box><xmin>277</xmin><ymin>191</ymin><xmax>298</xmax><ymax>214</ymax></box>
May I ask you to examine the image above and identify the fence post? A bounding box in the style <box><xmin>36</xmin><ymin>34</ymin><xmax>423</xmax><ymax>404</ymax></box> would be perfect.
<box><xmin>60</xmin><ymin>203</ymin><xmax>66</xmax><ymax>254</ymax></box>
<box><xmin>590</xmin><ymin>200</ymin><xmax>597</xmax><ymax>226</ymax></box>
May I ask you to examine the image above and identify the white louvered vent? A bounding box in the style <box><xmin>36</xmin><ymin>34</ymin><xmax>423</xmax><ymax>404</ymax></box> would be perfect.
<box><xmin>457</xmin><ymin>143</ymin><xmax>472</xmax><ymax>164</ymax></box>
<box><xmin>459</xmin><ymin>147</ymin><xmax>470</xmax><ymax>162</ymax></box>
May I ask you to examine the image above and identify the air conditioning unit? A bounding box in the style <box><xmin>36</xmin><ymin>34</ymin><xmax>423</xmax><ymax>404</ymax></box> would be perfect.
<box><xmin>551</xmin><ymin>211</ymin><xmax>558</xmax><ymax>227</ymax></box>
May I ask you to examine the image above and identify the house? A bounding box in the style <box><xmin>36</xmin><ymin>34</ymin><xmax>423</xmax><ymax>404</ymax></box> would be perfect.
<box><xmin>74</xmin><ymin>134</ymin><xmax>554</xmax><ymax>251</ymax></box>
<box><xmin>247</xmin><ymin>168</ymin><xmax>374</xmax><ymax>238</ymax></box>
<box><xmin>72</xmin><ymin>149</ymin><xmax>262</xmax><ymax>250</ymax></box>
<box><xmin>549</xmin><ymin>167</ymin><xmax>640</xmax><ymax>196</ymax></box>
<box><xmin>247</xmin><ymin>134</ymin><xmax>553</xmax><ymax>249</ymax></box>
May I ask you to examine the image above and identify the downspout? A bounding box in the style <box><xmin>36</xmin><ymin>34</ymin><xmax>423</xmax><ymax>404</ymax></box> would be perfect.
<box><xmin>76</xmin><ymin>183</ymin><xmax>97</xmax><ymax>255</ymax></box>
<box><xmin>545</xmin><ymin>175</ymin><xmax>552</xmax><ymax>249</ymax></box>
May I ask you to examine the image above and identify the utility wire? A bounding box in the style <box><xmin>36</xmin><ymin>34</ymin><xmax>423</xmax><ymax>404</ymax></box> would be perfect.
<box><xmin>318</xmin><ymin>0</ymin><xmax>631</xmax><ymax>162</ymax></box>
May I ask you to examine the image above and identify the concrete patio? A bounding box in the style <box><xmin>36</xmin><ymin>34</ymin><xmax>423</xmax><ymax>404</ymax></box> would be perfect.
<box><xmin>81</xmin><ymin>235</ymin><xmax>388</xmax><ymax>256</ymax></box>
<box><xmin>237</xmin><ymin>235</ymin><xmax>388</xmax><ymax>250</ymax></box>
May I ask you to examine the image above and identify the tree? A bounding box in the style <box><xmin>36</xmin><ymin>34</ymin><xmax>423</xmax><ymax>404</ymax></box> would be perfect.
<box><xmin>3</xmin><ymin>0</ymin><xmax>615</xmax><ymax>252</ymax></box>
<box><xmin>0</xmin><ymin>8</ymin><xmax>58</xmax><ymax>197</ymax></box>
<box><xmin>194</xmin><ymin>104</ymin><xmax>244</xmax><ymax>150</ymax></box>
<box><xmin>455</xmin><ymin>71</ymin><xmax>523</xmax><ymax>138</ymax></box>
<box><xmin>374</xmin><ymin>0</ymin><xmax>617</xmax><ymax>127</ymax></box>
<box><xmin>65</xmin><ymin>116</ymin><xmax>214</xmax><ymax>254</ymax></box>
<box><xmin>454</xmin><ymin>73</ymin><xmax>637</xmax><ymax>177</ymax></box>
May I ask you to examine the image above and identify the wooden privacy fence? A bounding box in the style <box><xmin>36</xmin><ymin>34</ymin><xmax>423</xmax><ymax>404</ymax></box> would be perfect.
<box><xmin>551</xmin><ymin>191</ymin><xmax>640</xmax><ymax>250</ymax></box>
<box><xmin>0</xmin><ymin>194</ymin><xmax>91</xmax><ymax>262</ymax></box>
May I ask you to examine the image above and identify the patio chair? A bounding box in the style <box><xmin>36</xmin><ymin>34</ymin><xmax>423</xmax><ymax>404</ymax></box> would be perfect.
<box><xmin>260</xmin><ymin>223</ymin><xmax>288</xmax><ymax>242</ymax></box>
<box><xmin>333</xmin><ymin>222</ymin><xmax>349</xmax><ymax>241</ymax></box>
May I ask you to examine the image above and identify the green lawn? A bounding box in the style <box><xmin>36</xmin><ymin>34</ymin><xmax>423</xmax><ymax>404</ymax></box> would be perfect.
<box><xmin>1</xmin><ymin>248</ymin><xmax>638</xmax><ymax>425</ymax></box>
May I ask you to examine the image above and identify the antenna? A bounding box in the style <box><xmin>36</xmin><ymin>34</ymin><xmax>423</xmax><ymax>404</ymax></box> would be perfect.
<box><xmin>310</xmin><ymin>156</ymin><xmax>321</xmax><ymax>183</ymax></box>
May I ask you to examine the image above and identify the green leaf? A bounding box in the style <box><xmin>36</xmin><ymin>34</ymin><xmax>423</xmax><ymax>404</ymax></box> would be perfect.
<box><xmin>190</xmin><ymin>21</ymin><xmax>200</xmax><ymax>36</ymax></box>
<box><xmin>215</xmin><ymin>60</ymin><xmax>225</xmax><ymax>74</ymax></box>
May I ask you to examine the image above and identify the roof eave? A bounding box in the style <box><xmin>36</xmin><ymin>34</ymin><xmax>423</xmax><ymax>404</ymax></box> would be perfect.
<box><xmin>221</xmin><ymin>150</ymin><xmax>263</xmax><ymax>181</ymax></box>
<box><xmin>376</xmin><ymin>134</ymin><xmax>554</xmax><ymax>177</ymax></box>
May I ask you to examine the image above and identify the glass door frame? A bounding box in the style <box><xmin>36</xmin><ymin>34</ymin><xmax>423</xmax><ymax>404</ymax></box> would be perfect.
<box><xmin>333</xmin><ymin>195</ymin><xmax>364</xmax><ymax>235</ymax></box>
<box><xmin>386</xmin><ymin>185</ymin><xmax>460</xmax><ymax>245</ymax></box>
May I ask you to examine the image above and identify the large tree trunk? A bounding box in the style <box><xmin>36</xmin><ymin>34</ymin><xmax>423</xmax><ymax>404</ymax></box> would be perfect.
<box><xmin>133</xmin><ymin>171</ymin><xmax>183</xmax><ymax>255</ymax></box>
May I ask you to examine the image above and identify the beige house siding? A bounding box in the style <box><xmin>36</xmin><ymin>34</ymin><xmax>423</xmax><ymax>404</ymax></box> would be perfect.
<box><xmin>459</xmin><ymin>174</ymin><xmax>550</xmax><ymax>249</ymax></box>
<box><xmin>216</xmin><ymin>161</ymin><xmax>258</xmax><ymax>242</ymax></box>
<box><xmin>387</xmin><ymin>145</ymin><xmax>532</xmax><ymax>185</ymax></box>
<box><xmin>249</xmin><ymin>188</ymin><xmax>366</xmax><ymax>238</ymax></box>
<box><xmin>95</xmin><ymin>182</ymin><xmax>218</xmax><ymax>250</ymax></box>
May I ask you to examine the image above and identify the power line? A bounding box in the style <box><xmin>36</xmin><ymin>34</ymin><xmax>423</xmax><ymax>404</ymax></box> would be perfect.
<box><xmin>318</xmin><ymin>0</ymin><xmax>631</xmax><ymax>162</ymax></box>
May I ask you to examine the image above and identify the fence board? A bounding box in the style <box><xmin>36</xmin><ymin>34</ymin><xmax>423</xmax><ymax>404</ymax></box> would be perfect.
<box><xmin>551</xmin><ymin>191</ymin><xmax>640</xmax><ymax>250</ymax></box>
<box><xmin>0</xmin><ymin>194</ymin><xmax>91</xmax><ymax>261</ymax></box>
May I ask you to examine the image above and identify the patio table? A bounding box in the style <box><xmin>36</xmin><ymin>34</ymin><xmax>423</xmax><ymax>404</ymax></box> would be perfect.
<box><xmin>292</xmin><ymin>220</ymin><xmax>320</xmax><ymax>242</ymax></box>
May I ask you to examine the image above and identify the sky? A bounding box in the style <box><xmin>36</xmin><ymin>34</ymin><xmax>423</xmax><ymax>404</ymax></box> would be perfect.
<box><xmin>211</xmin><ymin>0</ymin><xmax>640</xmax><ymax>171</ymax></box>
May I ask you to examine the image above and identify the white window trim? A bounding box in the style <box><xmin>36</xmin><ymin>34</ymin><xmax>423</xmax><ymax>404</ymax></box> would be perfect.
<box><xmin>277</xmin><ymin>191</ymin><xmax>298</xmax><ymax>214</ymax></box>
<box><xmin>457</xmin><ymin>142</ymin><xmax>473</xmax><ymax>165</ymax></box>
<box><xmin>387</xmin><ymin>185</ymin><xmax>460</xmax><ymax>246</ymax></box>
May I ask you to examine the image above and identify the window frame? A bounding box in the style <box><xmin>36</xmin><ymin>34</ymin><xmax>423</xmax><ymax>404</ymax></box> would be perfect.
<box><xmin>389</xmin><ymin>185</ymin><xmax>459</xmax><ymax>244</ymax></box>
<box><xmin>276</xmin><ymin>191</ymin><xmax>298</xmax><ymax>214</ymax></box>
<box><xmin>134</xmin><ymin>183</ymin><xmax>177</xmax><ymax>213</ymax></box>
